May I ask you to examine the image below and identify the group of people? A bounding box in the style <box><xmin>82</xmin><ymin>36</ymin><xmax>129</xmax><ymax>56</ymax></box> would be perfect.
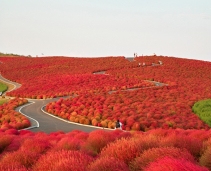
<box><xmin>134</xmin><ymin>53</ymin><xmax>138</xmax><ymax>57</ymax></box>
<box><xmin>134</xmin><ymin>53</ymin><xmax>159</xmax><ymax>57</ymax></box>
<box><xmin>138</xmin><ymin>61</ymin><xmax>162</xmax><ymax>67</ymax></box>
<box><xmin>138</xmin><ymin>62</ymin><xmax>146</xmax><ymax>67</ymax></box>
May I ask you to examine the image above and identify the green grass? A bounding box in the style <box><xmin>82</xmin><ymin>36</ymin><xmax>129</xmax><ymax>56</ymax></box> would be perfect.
<box><xmin>0</xmin><ymin>99</ymin><xmax>8</xmax><ymax>105</ymax></box>
<box><xmin>192</xmin><ymin>99</ymin><xmax>211</xmax><ymax>126</ymax></box>
<box><xmin>0</xmin><ymin>82</ymin><xmax>8</xmax><ymax>93</ymax></box>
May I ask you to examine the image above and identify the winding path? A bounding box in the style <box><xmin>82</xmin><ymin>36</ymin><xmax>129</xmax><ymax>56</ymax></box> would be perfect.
<box><xmin>0</xmin><ymin>75</ymin><xmax>112</xmax><ymax>133</ymax></box>
<box><xmin>0</xmin><ymin>58</ymin><xmax>167</xmax><ymax>133</ymax></box>
<box><xmin>17</xmin><ymin>99</ymin><xmax>101</xmax><ymax>133</ymax></box>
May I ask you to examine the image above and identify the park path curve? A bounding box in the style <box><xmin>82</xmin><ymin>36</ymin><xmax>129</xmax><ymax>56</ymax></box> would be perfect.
<box><xmin>0</xmin><ymin>74</ymin><xmax>104</xmax><ymax>133</ymax></box>
<box><xmin>0</xmin><ymin>58</ymin><xmax>166</xmax><ymax>133</ymax></box>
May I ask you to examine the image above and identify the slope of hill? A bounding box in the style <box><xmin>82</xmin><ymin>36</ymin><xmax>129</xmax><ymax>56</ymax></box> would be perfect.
<box><xmin>0</xmin><ymin>55</ymin><xmax>211</xmax><ymax>170</ymax></box>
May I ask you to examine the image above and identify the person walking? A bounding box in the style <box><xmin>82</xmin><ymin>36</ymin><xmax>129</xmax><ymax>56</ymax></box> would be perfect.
<box><xmin>115</xmin><ymin>119</ymin><xmax>123</xmax><ymax>130</ymax></box>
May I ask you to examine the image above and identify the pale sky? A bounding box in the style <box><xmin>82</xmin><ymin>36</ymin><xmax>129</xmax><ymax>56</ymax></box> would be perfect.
<box><xmin>0</xmin><ymin>0</ymin><xmax>211</xmax><ymax>61</ymax></box>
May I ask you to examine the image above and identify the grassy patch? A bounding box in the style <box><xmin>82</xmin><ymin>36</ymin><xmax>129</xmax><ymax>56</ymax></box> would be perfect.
<box><xmin>0</xmin><ymin>98</ymin><xmax>8</xmax><ymax>105</ymax></box>
<box><xmin>192</xmin><ymin>99</ymin><xmax>211</xmax><ymax>126</ymax></box>
<box><xmin>0</xmin><ymin>82</ymin><xmax>8</xmax><ymax>93</ymax></box>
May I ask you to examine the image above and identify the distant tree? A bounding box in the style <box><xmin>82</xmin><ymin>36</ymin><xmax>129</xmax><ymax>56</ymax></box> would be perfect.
<box><xmin>0</xmin><ymin>52</ymin><xmax>31</xmax><ymax>57</ymax></box>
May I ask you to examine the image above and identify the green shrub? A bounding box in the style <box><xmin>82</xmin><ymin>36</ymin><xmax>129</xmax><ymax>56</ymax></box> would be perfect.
<box><xmin>192</xmin><ymin>99</ymin><xmax>211</xmax><ymax>127</ymax></box>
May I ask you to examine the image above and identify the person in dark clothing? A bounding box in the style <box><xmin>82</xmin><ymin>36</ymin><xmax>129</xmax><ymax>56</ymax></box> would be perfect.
<box><xmin>115</xmin><ymin>119</ymin><xmax>123</xmax><ymax>129</ymax></box>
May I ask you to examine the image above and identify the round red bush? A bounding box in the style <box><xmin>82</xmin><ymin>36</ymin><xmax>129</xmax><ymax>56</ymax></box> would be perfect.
<box><xmin>145</xmin><ymin>157</ymin><xmax>209</xmax><ymax>171</ymax></box>
<box><xmin>88</xmin><ymin>157</ymin><xmax>129</xmax><ymax>171</ymax></box>
<box><xmin>33</xmin><ymin>150</ymin><xmax>94</xmax><ymax>171</ymax></box>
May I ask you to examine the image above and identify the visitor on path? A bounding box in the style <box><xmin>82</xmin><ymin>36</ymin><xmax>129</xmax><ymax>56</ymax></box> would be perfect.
<box><xmin>115</xmin><ymin>119</ymin><xmax>123</xmax><ymax>130</ymax></box>
<box><xmin>159</xmin><ymin>61</ymin><xmax>163</xmax><ymax>65</ymax></box>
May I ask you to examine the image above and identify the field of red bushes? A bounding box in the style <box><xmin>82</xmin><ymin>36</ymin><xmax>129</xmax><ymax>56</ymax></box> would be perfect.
<box><xmin>0</xmin><ymin>56</ymin><xmax>141</xmax><ymax>98</ymax></box>
<box><xmin>0</xmin><ymin>56</ymin><xmax>211</xmax><ymax>131</ymax></box>
<box><xmin>0</xmin><ymin>98</ymin><xmax>30</xmax><ymax>130</ymax></box>
<box><xmin>0</xmin><ymin>128</ymin><xmax>211</xmax><ymax>171</ymax></box>
<box><xmin>43</xmin><ymin>56</ymin><xmax>211</xmax><ymax>131</ymax></box>
<box><xmin>0</xmin><ymin>55</ymin><xmax>211</xmax><ymax>170</ymax></box>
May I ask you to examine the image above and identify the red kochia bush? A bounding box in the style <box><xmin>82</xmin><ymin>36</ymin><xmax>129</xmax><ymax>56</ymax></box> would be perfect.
<box><xmin>4</xmin><ymin>128</ymin><xmax>19</xmax><ymax>135</ymax></box>
<box><xmin>0</xmin><ymin>98</ymin><xmax>30</xmax><ymax>131</ymax></box>
<box><xmin>33</xmin><ymin>150</ymin><xmax>94</xmax><ymax>171</ymax></box>
<box><xmin>19</xmin><ymin>138</ymin><xmax>51</xmax><ymax>154</ymax></box>
<box><xmin>51</xmin><ymin>137</ymin><xmax>83</xmax><ymax>151</ymax></box>
<box><xmin>0</xmin><ymin>135</ymin><xmax>13</xmax><ymax>153</ymax></box>
<box><xmin>1</xmin><ymin>128</ymin><xmax>211</xmax><ymax>170</ymax></box>
<box><xmin>81</xmin><ymin>130</ymin><xmax>116</xmax><ymax>156</ymax></box>
<box><xmin>88</xmin><ymin>157</ymin><xmax>129</xmax><ymax>171</ymax></box>
<box><xmin>3</xmin><ymin>136</ymin><xmax>22</xmax><ymax>153</ymax></box>
<box><xmin>144</xmin><ymin>157</ymin><xmax>209</xmax><ymax>171</ymax></box>
<box><xmin>199</xmin><ymin>147</ymin><xmax>211</xmax><ymax>170</ymax></box>
<box><xmin>99</xmin><ymin>137</ymin><xmax>143</xmax><ymax>164</ymax></box>
<box><xmin>159</xmin><ymin>132</ymin><xmax>203</xmax><ymax>158</ymax></box>
<box><xmin>0</xmin><ymin>162</ymin><xmax>28</xmax><ymax>171</ymax></box>
<box><xmin>110</xmin><ymin>129</ymin><xmax>132</xmax><ymax>139</ymax></box>
<box><xmin>129</xmin><ymin>147</ymin><xmax>195</xmax><ymax>171</ymax></box>
<box><xmin>0</xmin><ymin>149</ymin><xmax>41</xmax><ymax>169</ymax></box>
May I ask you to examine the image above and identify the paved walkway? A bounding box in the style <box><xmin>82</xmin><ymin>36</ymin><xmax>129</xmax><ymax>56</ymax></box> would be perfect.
<box><xmin>17</xmin><ymin>99</ymin><xmax>103</xmax><ymax>133</ymax></box>
<box><xmin>0</xmin><ymin>58</ymin><xmax>166</xmax><ymax>133</ymax></box>
<box><xmin>0</xmin><ymin>74</ymin><xmax>111</xmax><ymax>133</ymax></box>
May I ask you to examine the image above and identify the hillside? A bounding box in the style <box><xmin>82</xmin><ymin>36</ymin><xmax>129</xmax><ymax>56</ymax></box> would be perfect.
<box><xmin>0</xmin><ymin>55</ymin><xmax>211</xmax><ymax>170</ymax></box>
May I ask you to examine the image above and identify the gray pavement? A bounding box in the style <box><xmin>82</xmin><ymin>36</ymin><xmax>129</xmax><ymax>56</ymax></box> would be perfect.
<box><xmin>16</xmin><ymin>98</ymin><xmax>103</xmax><ymax>133</ymax></box>
<box><xmin>0</xmin><ymin>74</ymin><xmax>104</xmax><ymax>133</ymax></box>
<box><xmin>0</xmin><ymin>60</ymin><xmax>166</xmax><ymax>134</ymax></box>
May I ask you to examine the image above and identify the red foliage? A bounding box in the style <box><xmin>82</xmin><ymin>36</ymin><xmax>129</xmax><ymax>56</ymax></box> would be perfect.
<box><xmin>51</xmin><ymin>137</ymin><xmax>83</xmax><ymax>151</ymax></box>
<box><xmin>1</xmin><ymin>56</ymin><xmax>142</xmax><ymax>98</ymax></box>
<box><xmin>81</xmin><ymin>130</ymin><xmax>116</xmax><ymax>156</ymax></box>
<box><xmin>5</xmin><ymin>128</ymin><xmax>19</xmax><ymax>135</ymax></box>
<box><xmin>0</xmin><ymin>98</ymin><xmax>30</xmax><ymax>131</ymax></box>
<box><xmin>19</xmin><ymin>138</ymin><xmax>51</xmax><ymax>154</ymax></box>
<box><xmin>199</xmin><ymin>147</ymin><xmax>211</xmax><ymax>170</ymax></box>
<box><xmin>0</xmin><ymin>134</ymin><xmax>13</xmax><ymax>153</ymax></box>
<box><xmin>0</xmin><ymin>129</ymin><xmax>210</xmax><ymax>170</ymax></box>
<box><xmin>1</xmin><ymin>56</ymin><xmax>211</xmax><ymax>131</ymax></box>
<box><xmin>159</xmin><ymin>132</ymin><xmax>203</xmax><ymax>158</ymax></box>
<box><xmin>33</xmin><ymin>150</ymin><xmax>94</xmax><ymax>171</ymax></box>
<box><xmin>0</xmin><ymin>162</ymin><xmax>28</xmax><ymax>171</ymax></box>
<box><xmin>88</xmin><ymin>157</ymin><xmax>129</xmax><ymax>171</ymax></box>
<box><xmin>1</xmin><ymin>56</ymin><xmax>211</xmax><ymax>169</ymax></box>
<box><xmin>145</xmin><ymin>157</ymin><xmax>209</xmax><ymax>171</ymax></box>
<box><xmin>99</xmin><ymin>137</ymin><xmax>143</xmax><ymax>164</ymax></box>
<box><xmin>0</xmin><ymin>149</ymin><xmax>41</xmax><ymax>169</ymax></box>
<box><xmin>129</xmin><ymin>147</ymin><xmax>195</xmax><ymax>170</ymax></box>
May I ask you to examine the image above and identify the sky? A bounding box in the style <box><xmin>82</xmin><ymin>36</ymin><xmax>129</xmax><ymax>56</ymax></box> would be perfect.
<box><xmin>0</xmin><ymin>0</ymin><xmax>211</xmax><ymax>61</ymax></box>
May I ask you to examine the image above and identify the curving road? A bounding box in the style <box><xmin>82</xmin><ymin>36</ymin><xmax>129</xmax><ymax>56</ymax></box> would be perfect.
<box><xmin>0</xmin><ymin>58</ymin><xmax>166</xmax><ymax>134</ymax></box>
<box><xmin>17</xmin><ymin>99</ymin><xmax>103</xmax><ymax>133</ymax></box>
<box><xmin>0</xmin><ymin>75</ymin><xmax>21</xmax><ymax>95</ymax></box>
<box><xmin>0</xmin><ymin>74</ymin><xmax>112</xmax><ymax>133</ymax></box>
